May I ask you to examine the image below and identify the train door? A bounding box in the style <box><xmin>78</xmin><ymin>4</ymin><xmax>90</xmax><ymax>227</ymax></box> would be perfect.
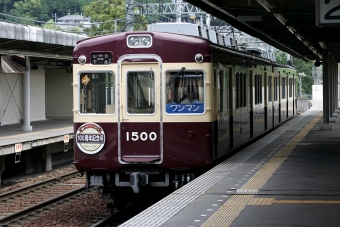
<box><xmin>118</xmin><ymin>61</ymin><xmax>162</xmax><ymax>164</ymax></box>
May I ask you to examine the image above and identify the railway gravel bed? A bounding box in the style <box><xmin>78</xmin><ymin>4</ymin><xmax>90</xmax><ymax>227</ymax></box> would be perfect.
<box><xmin>0</xmin><ymin>166</ymin><xmax>125</xmax><ymax>226</ymax></box>
<box><xmin>0</xmin><ymin>171</ymin><xmax>86</xmax><ymax>225</ymax></box>
<box><xmin>0</xmin><ymin>165</ymin><xmax>77</xmax><ymax>195</ymax></box>
<box><xmin>20</xmin><ymin>191</ymin><xmax>113</xmax><ymax>227</ymax></box>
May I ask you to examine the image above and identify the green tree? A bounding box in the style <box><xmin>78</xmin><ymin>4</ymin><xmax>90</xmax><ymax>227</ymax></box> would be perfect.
<box><xmin>83</xmin><ymin>0</ymin><xmax>126</xmax><ymax>36</ymax></box>
<box><xmin>274</xmin><ymin>51</ymin><xmax>287</xmax><ymax>65</ymax></box>
<box><xmin>275</xmin><ymin>50</ymin><xmax>314</xmax><ymax>97</ymax></box>
<box><xmin>42</xmin><ymin>19</ymin><xmax>61</xmax><ymax>30</ymax></box>
<box><xmin>83</xmin><ymin>0</ymin><xmax>148</xmax><ymax>36</ymax></box>
<box><xmin>9</xmin><ymin>0</ymin><xmax>44</xmax><ymax>25</ymax></box>
<box><xmin>3</xmin><ymin>0</ymin><xmax>95</xmax><ymax>25</ymax></box>
<box><xmin>0</xmin><ymin>0</ymin><xmax>17</xmax><ymax>14</ymax></box>
<box><xmin>294</xmin><ymin>57</ymin><xmax>314</xmax><ymax>96</ymax></box>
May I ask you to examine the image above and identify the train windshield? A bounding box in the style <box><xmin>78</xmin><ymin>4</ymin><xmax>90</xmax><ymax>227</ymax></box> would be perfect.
<box><xmin>79</xmin><ymin>72</ymin><xmax>115</xmax><ymax>114</ymax></box>
<box><xmin>165</xmin><ymin>70</ymin><xmax>204</xmax><ymax>114</ymax></box>
<box><xmin>126</xmin><ymin>71</ymin><xmax>155</xmax><ymax>114</ymax></box>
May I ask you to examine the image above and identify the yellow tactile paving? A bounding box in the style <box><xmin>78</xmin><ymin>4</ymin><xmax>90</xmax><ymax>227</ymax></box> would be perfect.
<box><xmin>202</xmin><ymin>113</ymin><xmax>322</xmax><ymax>227</ymax></box>
<box><xmin>247</xmin><ymin>199</ymin><xmax>340</xmax><ymax>205</ymax></box>
<box><xmin>248</xmin><ymin>198</ymin><xmax>275</xmax><ymax>205</ymax></box>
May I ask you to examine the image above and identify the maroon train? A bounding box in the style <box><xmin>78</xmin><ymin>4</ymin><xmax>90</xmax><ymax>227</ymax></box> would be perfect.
<box><xmin>72</xmin><ymin>24</ymin><xmax>296</xmax><ymax>203</ymax></box>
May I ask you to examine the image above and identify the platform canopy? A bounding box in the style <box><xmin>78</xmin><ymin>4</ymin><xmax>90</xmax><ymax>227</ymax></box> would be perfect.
<box><xmin>184</xmin><ymin>0</ymin><xmax>340</xmax><ymax>62</ymax></box>
<box><xmin>0</xmin><ymin>22</ymin><xmax>87</xmax><ymax>64</ymax></box>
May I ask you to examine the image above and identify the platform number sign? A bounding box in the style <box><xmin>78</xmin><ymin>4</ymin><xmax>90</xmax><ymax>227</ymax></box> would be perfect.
<box><xmin>316</xmin><ymin>0</ymin><xmax>340</xmax><ymax>26</ymax></box>
<box><xmin>14</xmin><ymin>143</ymin><xmax>23</xmax><ymax>152</ymax></box>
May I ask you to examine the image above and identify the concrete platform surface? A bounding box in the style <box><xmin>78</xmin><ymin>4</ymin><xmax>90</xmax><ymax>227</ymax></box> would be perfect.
<box><xmin>120</xmin><ymin>100</ymin><xmax>340</xmax><ymax>227</ymax></box>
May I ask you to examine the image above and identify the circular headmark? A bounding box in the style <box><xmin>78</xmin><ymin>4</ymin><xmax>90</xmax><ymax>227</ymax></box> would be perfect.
<box><xmin>76</xmin><ymin>123</ymin><xmax>105</xmax><ymax>154</ymax></box>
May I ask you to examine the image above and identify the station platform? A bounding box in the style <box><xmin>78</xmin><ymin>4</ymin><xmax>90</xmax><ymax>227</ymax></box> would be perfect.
<box><xmin>121</xmin><ymin>100</ymin><xmax>340</xmax><ymax>227</ymax></box>
<box><xmin>0</xmin><ymin>117</ymin><xmax>73</xmax><ymax>156</ymax></box>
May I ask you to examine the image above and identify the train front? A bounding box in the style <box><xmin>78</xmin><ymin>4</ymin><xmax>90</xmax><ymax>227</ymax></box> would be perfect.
<box><xmin>72</xmin><ymin>31</ymin><xmax>213</xmax><ymax>197</ymax></box>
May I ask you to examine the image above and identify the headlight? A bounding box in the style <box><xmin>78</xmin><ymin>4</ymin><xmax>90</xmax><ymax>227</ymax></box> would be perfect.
<box><xmin>128</xmin><ymin>36</ymin><xmax>139</xmax><ymax>46</ymax></box>
<box><xmin>127</xmin><ymin>35</ymin><xmax>152</xmax><ymax>48</ymax></box>
<box><xmin>141</xmin><ymin>36</ymin><xmax>151</xmax><ymax>46</ymax></box>
<box><xmin>78</xmin><ymin>55</ymin><xmax>86</xmax><ymax>64</ymax></box>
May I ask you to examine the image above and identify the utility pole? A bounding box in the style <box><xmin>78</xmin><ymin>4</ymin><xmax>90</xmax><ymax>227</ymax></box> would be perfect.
<box><xmin>126</xmin><ymin>0</ymin><xmax>134</xmax><ymax>32</ymax></box>
<box><xmin>126</xmin><ymin>0</ymin><xmax>137</xmax><ymax>32</ymax></box>
<box><xmin>52</xmin><ymin>13</ymin><xmax>57</xmax><ymax>23</ymax></box>
<box><xmin>174</xmin><ymin>0</ymin><xmax>182</xmax><ymax>22</ymax></box>
<box><xmin>206</xmin><ymin>14</ymin><xmax>210</xmax><ymax>28</ymax></box>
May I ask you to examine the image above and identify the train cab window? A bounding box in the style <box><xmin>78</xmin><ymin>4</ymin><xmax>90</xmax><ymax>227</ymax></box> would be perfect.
<box><xmin>79</xmin><ymin>72</ymin><xmax>115</xmax><ymax>115</ymax></box>
<box><xmin>126</xmin><ymin>71</ymin><xmax>155</xmax><ymax>114</ymax></box>
<box><xmin>165</xmin><ymin>70</ymin><xmax>204</xmax><ymax>114</ymax></box>
<box><xmin>268</xmin><ymin>76</ymin><xmax>272</xmax><ymax>101</ymax></box>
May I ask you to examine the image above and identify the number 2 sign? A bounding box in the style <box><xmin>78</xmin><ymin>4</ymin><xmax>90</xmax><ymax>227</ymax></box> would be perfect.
<box><xmin>316</xmin><ymin>0</ymin><xmax>340</xmax><ymax>26</ymax></box>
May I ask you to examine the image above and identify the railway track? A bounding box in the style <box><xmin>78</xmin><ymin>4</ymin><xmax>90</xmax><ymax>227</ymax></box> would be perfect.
<box><xmin>0</xmin><ymin>171</ymin><xmax>85</xmax><ymax>226</ymax></box>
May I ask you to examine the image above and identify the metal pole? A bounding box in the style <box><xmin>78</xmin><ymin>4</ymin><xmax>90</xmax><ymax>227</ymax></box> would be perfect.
<box><xmin>334</xmin><ymin>61</ymin><xmax>338</xmax><ymax>109</ymax></box>
<box><xmin>175</xmin><ymin>0</ymin><xmax>182</xmax><ymax>22</ymax></box>
<box><xmin>322</xmin><ymin>49</ymin><xmax>330</xmax><ymax>124</ymax></box>
<box><xmin>22</xmin><ymin>56</ymin><xmax>32</xmax><ymax>131</ymax></box>
<box><xmin>126</xmin><ymin>0</ymin><xmax>134</xmax><ymax>32</ymax></box>
<box><xmin>206</xmin><ymin>13</ymin><xmax>211</xmax><ymax>28</ymax></box>
<box><xmin>115</xmin><ymin>20</ymin><xmax>117</xmax><ymax>33</ymax></box>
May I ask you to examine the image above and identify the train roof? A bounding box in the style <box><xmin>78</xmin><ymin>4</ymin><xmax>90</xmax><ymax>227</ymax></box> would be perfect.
<box><xmin>147</xmin><ymin>22</ymin><xmax>281</xmax><ymax>62</ymax></box>
<box><xmin>74</xmin><ymin>25</ymin><xmax>295</xmax><ymax>69</ymax></box>
<box><xmin>73</xmin><ymin>31</ymin><xmax>212</xmax><ymax>64</ymax></box>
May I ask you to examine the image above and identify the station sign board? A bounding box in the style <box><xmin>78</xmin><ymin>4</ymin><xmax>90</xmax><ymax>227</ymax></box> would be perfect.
<box><xmin>316</xmin><ymin>0</ymin><xmax>340</xmax><ymax>26</ymax></box>
<box><xmin>56</xmin><ymin>61</ymin><xmax>72</xmax><ymax>66</ymax></box>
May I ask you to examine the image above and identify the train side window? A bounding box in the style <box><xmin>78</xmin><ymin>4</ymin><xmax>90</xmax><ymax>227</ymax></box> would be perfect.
<box><xmin>165</xmin><ymin>70</ymin><xmax>204</xmax><ymax>114</ymax></box>
<box><xmin>255</xmin><ymin>74</ymin><xmax>263</xmax><ymax>104</ymax></box>
<box><xmin>227</xmin><ymin>68</ymin><xmax>231</xmax><ymax>109</ymax></box>
<box><xmin>79</xmin><ymin>72</ymin><xmax>115</xmax><ymax>115</ymax></box>
<box><xmin>255</xmin><ymin>74</ymin><xmax>258</xmax><ymax>104</ymax></box>
<box><xmin>236</xmin><ymin>72</ymin><xmax>240</xmax><ymax>108</ymax></box>
<box><xmin>289</xmin><ymin>78</ymin><xmax>293</xmax><ymax>97</ymax></box>
<box><xmin>260</xmin><ymin>74</ymin><xmax>263</xmax><ymax>104</ymax></box>
<box><xmin>268</xmin><ymin>76</ymin><xmax>272</xmax><ymax>102</ymax></box>
<box><xmin>126</xmin><ymin>71</ymin><xmax>155</xmax><ymax>114</ymax></box>
<box><xmin>282</xmin><ymin>77</ymin><xmax>286</xmax><ymax>99</ymax></box>
<box><xmin>242</xmin><ymin>73</ymin><xmax>246</xmax><ymax>107</ymax></box>
<box><xmin>218</xmin><ymin>70</ymin><xmax>224</xmax><ymax>112</ymax></box>
<box><xmin>274</xmin><ymin>77</ymin><xmax>278</xmax><ymax>101</ymax></box>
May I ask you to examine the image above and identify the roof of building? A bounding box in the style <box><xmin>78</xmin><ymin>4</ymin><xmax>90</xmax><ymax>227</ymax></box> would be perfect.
<box><xmin>184</xmin><ymin>0</ymin><xmax>340</xmax><ymax>62</ymax></box>
<box><xmin>57</xmin><ymin>14</ymin><xmax>90</xmax><ymax>21</ymax></box>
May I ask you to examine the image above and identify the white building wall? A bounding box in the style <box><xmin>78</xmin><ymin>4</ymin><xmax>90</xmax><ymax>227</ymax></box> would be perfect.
<box><xmin>0</xmin><ymin>68</ymin><xmax>46</xmax><ymax>126</ymax></box>
<box><xmin>45</xmin><ymin>68</ymin><xmax>72</xmax><ymax>118</ymax></box>
<box><xmin>0</xmin><ymin>73</ymin><xmax>22</xmax><ymax>125</ymax></box>
<box><xmin>31</xmin><ymin>67</ymin><xmax>46</xmax><ymax>121</ymax></box>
